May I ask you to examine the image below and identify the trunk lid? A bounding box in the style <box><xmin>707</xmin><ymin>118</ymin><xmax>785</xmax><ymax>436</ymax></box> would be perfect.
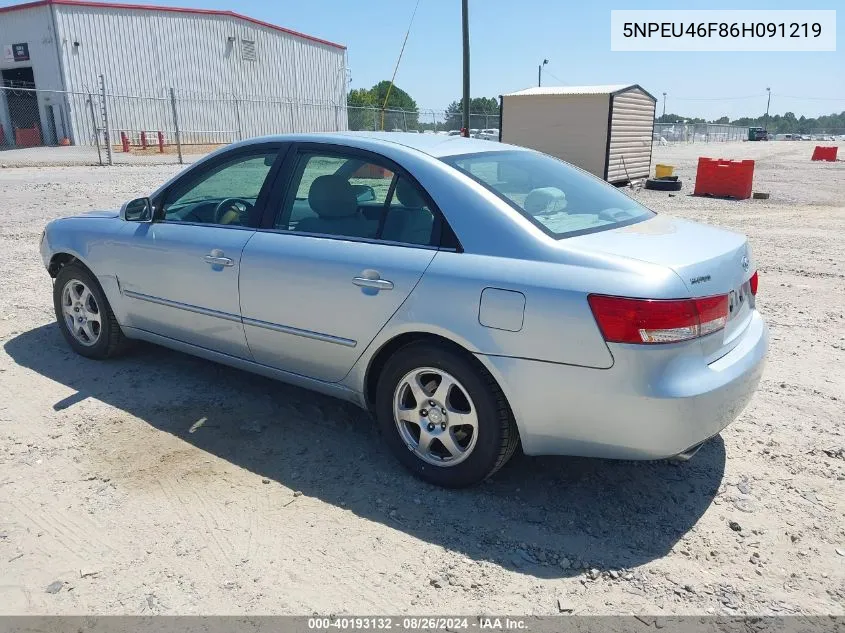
<box><xmin>568</xmin><ymin>214</ymin><xmax>756</xmax><ymax>359</ymax></box>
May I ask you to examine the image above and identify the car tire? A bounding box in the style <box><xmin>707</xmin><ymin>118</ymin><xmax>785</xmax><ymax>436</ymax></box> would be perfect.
<box><xmin>53</xmin><ymin>262</ymin><xmax>128</xmax><ymax>360</ymax></box>
<box><xmin>645</xmin><ymin>178</ymin><xmax>683</xmax><ymax>191</ymax></box>
<box><xmin>375</xmin><ymin>341</ymin><xmax>519</xmax><ymax>488</ymax></box>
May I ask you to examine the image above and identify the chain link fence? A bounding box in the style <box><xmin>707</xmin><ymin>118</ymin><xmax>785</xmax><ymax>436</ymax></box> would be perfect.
<box><xmin>653</xmin><ymin>123</ymin><xmax>750</xmax><ymax>143</ymax></box>
<box><xmin>653</xmin><ymin>122</ymin><xmax>845</xmax><ymax>144</ymax></box>
<box><xmin>5</xmin><ymin>81</ymin><xmax>840</xmax><ymax>168</ymax></box>
<box><xmin>0</xmin><ymin>79</ymin><xmax>508</xmax><ymax>167</ymax></box>
<box><xmin>347</xmin><ymin>106</ymin><xmax>500</xmax><ymax>133</ymax></box>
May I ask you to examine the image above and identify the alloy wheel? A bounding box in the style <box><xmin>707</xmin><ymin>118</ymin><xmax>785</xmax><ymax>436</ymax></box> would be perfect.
<box><xmin>393</xmin><ymin>367</ymin><xmax>479</xmax><ymax>467</ymax></box>
<box><xmin>60</xmin><ymin>279</ymin><xmax>102</xmax><ymax>347</ymax></box>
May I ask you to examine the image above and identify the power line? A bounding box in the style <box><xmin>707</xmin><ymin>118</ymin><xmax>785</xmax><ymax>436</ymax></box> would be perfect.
<box><xmin>380</xmin><ymin>0</ymin><xmax>422</xmax><ymax>130</ymax></box>
<box><xmin>544</xmin><ymin>70</ymin><xmax>566</xmax><ymax>85</ymax></box>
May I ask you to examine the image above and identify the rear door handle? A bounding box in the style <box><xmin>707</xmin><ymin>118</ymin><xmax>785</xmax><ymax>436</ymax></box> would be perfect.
<box><xmin>204</xmin><ymin>249</ymin><xmax>234</xmax><ymax>267</ymax></box>
<box><xmin>352</xmin><ymin>277</ymin><xmax>394</xmax><ymax>290</ymax></box>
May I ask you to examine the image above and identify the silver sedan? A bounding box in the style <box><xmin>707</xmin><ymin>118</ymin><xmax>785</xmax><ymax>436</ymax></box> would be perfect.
<box><xmin>40</xmin><ymin>132</ymin><xmax>768</xmax><ymax>488</ymax></box>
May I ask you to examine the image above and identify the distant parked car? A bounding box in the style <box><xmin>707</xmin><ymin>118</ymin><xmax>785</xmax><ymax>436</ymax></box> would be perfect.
<box><xmin>747</xmin><ymin>127</ymin><xmax>768</xmax><ymax>141</ymax></box>
<box><xmin>447</xmin><ymin>130</ymin><xmax>462</xmax><ymax>136</ymax></box>
<box><xmin>40</xmin><ymin>132</ymin><xmax>768</xmax><ymax>487</ymax></box>
<box><xmin>478</xmin><ymin>128</ymin><xmax>500</xmax><ymax>141</ymax></box>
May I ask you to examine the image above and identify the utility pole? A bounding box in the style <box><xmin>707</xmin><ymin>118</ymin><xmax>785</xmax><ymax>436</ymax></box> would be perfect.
<box><xmin>461</xmin><ymin>0</ymin><xmax>470</xmax><ymax>136</ymax></box>
<box><xmin>662</xmin><ymin>92</ymin><xmax>667</xmax><ymax>119</ymax></box>
<box><xmin>764</xmin><ymin>87</ymin><xmax>771</xmax><ymax>130</ymax></box>
<box><xmin>538</xmin><ymin>59</ymin><xmax>548</xmax><ymax>87</ymax></box>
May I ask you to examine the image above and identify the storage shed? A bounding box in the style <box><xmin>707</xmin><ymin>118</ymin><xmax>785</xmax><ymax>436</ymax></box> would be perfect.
<box><xmin>499</xmin><ymin>84</ymin><xmax>657</xmax><ymax>184</ymax></box>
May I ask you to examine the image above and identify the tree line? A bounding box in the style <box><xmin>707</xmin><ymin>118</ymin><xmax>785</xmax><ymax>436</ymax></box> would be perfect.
<box><xmin>347</xmin><ymin>81</ymin><xmax>499</xmax><ymax>131</ymax></box>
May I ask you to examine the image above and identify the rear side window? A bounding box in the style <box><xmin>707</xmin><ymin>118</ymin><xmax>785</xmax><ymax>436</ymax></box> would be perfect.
<box><xmin>275</xmin><ymin>151</ymin><xmax>436</xmax><ymax>246</ymax></box>
<box><xmin>442</xmin><ymin>150</ymin><xmax>655</xmax><ymax>238</ymax></box>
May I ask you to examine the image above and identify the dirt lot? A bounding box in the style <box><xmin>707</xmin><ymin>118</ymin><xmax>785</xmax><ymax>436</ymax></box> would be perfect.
<box><xmin>0</xmin><ymin>140</ymin><xmax>843</xmax><ymax>615</ymax></box>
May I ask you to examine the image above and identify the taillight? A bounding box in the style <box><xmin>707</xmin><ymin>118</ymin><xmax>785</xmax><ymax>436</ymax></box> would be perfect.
<box><xmin>749</xmin><ymin>271</ymin><xmax>758</xmax><ymax>295</ymax></box>
<box><xmin>588</xmin><ymin>294</ymin><xmax>729</xmax><ymax>344</ymax></box>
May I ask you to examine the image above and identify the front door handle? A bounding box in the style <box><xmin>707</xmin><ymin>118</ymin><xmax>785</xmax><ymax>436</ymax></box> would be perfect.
<box><xmin>204</xmin><ymin>249</ymin><xmax>234</xmax><ymax>267</ymax></box>
<box><xmin>352</xmin><ymin>276</ymin><xmax>394</xmax><ymax>291</ymax></box>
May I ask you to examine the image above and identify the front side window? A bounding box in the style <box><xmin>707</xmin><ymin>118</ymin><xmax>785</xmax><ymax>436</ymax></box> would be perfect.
<box><xmin>442</xmin><ymin>150</ymin><xmax>655</xmax><ymax>238</ymax></box>
<box><xmin>276</xmin><ymin>151</ymin><xmax>436</xmax><ymax>246</ymax></box>
<box><xmin>162</xmin><ymin>151</ymin><xmax>276</xmax><ymax>227</ymax></box>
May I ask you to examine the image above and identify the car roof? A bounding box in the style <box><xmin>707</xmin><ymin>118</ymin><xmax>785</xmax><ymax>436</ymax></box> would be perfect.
<box><xmin>234</xmin><ymin>131</ymin><xmax>526</xmax><ymax>159</ymax></box>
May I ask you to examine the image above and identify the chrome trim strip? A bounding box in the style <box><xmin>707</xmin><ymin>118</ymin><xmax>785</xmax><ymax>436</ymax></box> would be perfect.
<box><xmin>254</xmin><ymin>227</ymin><xmax>441</xmax><ymax>251</ymax></box>
<box><xmin>124</xmin><ymin>289</ymin><xmax>355</xmax><ymax>347</ymax></box>
<box><xmin>123</xmin><ymin>289</ymin><xmax>242</xmax><ymax>324</ymax></box>
<box><xmin>242</xmin><ymin>316</ymin><xmax>357</xmax><ymax>348</ymax></box>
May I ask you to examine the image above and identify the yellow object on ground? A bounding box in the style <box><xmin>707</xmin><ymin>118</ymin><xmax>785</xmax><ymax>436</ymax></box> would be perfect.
<box><xmin>655</xmin><ymin>164</ymin><xmax>675</xmax><ymax>179</ymax></box>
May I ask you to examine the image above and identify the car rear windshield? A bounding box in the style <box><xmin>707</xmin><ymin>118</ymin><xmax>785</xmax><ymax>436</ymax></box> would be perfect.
<box><xmin>442</xmin><ymin>150</ymin><xmax>655</xmax><ymax>238</ymax></box>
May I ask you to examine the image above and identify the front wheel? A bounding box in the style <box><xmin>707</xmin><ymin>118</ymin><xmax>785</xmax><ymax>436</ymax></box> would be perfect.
<box><xmin>53</xmin><ymin>262</ymin><xmax>128</xmax><ymax>359</ymax></box>
<box><xmin>375</xmin><ymin>342</ymin><xmax>519</xmax><ymax>488</ymax></box>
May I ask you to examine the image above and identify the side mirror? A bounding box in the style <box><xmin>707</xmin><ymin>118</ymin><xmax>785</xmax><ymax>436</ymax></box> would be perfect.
<box><xmin>120</xmin><ymin>197</ymin><xmax>153</xmax><ymax>222</ymax></box>
<box><xmin>352</xmin><ymin>184</ymin><xmax>376</xmax><ymax>203</ymax></box>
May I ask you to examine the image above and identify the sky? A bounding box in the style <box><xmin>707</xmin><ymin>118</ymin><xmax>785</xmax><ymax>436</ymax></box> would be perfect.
<box><xmin>57</xmin><ymin>0</ymin><xmax>845</xmax><ymax>119</ymax></box>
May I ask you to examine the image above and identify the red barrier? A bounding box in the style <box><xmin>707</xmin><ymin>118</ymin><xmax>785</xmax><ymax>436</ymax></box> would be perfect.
<box><xmin>140</xmin><ymin>131</ymin><xmax>148</xmax><ymax>149</ymax></box>
<box><xmin>14</xmin><ymin>127</ymin><xmax>42</xmax><ymax>147</ymax></box>
<box><xmin>811</xmin><ymin>146</ymin><xmax>838</xmax><ymax>162</ymax></box>
<box><xmin>157</xmin><ymin>131</ymin><xmax>164</xmax><ymax>153</ymax></box>
<box><xmin>120</xmin><ymin>131</ymin><xmax>130</xmax><ymax>152</ymax></box>
<box><xmin>693</xmin><ymin>158</ymin><xmax>755</xmax><ymax>200</ymax></box>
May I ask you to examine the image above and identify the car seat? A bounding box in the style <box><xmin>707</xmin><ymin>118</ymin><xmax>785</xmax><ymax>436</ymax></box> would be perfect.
<box><xmin>295</xmin><ymin>175</ymin><xmax>377</xmax><ymax>239</ymax></box>
<box><xmin>382</xmin><ymin>179</ymin><xmax>434</xmax><ymax>245</ymax></box>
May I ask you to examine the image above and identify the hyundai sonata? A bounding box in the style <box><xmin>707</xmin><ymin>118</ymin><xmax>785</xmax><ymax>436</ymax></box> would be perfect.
<box><xmin>40</xmin><ymin>132</ymin><xmax>768</xmax><ymax>487</ymax></box>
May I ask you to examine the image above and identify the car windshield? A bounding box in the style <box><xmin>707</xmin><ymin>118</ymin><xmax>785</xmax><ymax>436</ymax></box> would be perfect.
<box><xmin>442</xmin><ymin>150</ymin><xmax>655</xmax><ymax>238</ymax></box>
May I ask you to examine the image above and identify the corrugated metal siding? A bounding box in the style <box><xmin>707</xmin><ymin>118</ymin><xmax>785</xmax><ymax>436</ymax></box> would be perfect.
<box><xmin>501</xmin><ymin>94</ymin><xmax>610</xmax><ymax>178</ymax></box>
<box><xmin>0</xmin><ymin>5</ymin><xmax>67</xmax><ymax>142</ymax></box>
<box><xmin>607</xmin><ymin>88</ymin><xmax>655</xmax><ymax>182</ymax></box>
<box><xmin>54</xmin><ymin>4</ymin><xmax>347</xmax><ymax>144</ymax></box>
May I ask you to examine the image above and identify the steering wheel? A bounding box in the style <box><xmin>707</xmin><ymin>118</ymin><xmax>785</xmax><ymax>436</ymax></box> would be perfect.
<box><xmin>213</xmin><ymin>198</ymin><xmax>252</xmax><ymax>225</ymax></box>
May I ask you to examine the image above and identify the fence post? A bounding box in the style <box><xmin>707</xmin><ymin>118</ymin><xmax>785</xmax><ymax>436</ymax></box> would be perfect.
<box><xmin>87</xmin><ymin>92</ymin><xmax>103</xmax><ymax>166</ymax></box>
<box><xmin>98</xmin><ymin>74</ymin><xmax>113</xmax><ymax>166</ymax></box>
<box><xmin>234</xmin><ymin>98</ymin><xmax>243</xmax><ymax>141</ymax></box>
<box><xmin>402</xmin><ymin>110</ymin><xmax>407</xmax><ymax>131</ymax></box>
<box><xmin>169</xmin><ymin>87</ymin><xmax>183</xmax><ymax>165</ymax></box>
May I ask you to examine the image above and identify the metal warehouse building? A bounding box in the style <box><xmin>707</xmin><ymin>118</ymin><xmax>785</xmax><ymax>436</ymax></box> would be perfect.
<box><xmin>500</xmin><ymin>85</ymin><xmax>657</xmax><ymax>184</ymax></box>
<box><xmin>0</xmin><ymin>0</ymin><xmax>347</xmax><ymax>148</ymax></box>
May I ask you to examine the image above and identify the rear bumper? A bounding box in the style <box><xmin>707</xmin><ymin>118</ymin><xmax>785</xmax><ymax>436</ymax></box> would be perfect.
<box><xmin>477</xmin><ymin>310</ymin><xmax>768</xmax><ymax>459</ymax></box>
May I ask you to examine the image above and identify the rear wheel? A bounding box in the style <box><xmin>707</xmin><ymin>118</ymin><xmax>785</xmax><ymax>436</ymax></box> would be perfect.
<box><xmin>375</xmin><ymin>341</ymin><xmax>518</xmax><ymax>488</ymax></box>
<box><xmin>53</xmin><ymin>263</ymin><xmax>127</xmax><ymax>359</ymax></box>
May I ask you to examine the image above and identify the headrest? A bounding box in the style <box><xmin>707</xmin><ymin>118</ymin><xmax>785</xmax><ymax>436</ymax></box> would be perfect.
<box><xmin>395</xmin><ymin>178</ymin><xmax>426</xmax><ymax>208</ymax></box>
<box><xmin>524</xmin><ymin>187</ymin><xmax>567</xmax><ymax>214</ymax></box>
<box><xmin>308</xmin><ymin>175</ymin><xmax>359</xmax><ymax>218</ymax></box>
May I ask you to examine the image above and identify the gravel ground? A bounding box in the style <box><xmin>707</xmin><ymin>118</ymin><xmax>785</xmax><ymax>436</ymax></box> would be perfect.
<box><xmin>0</xmin><ymin>140</ymin><xmax>843</xmax><ymax>615</ymax></box>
